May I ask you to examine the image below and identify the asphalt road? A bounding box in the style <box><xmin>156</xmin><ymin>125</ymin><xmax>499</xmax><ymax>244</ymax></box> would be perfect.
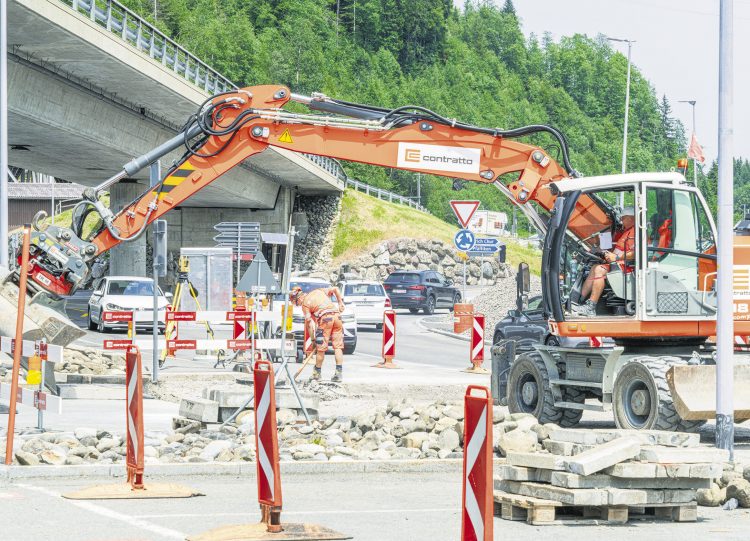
<box><xmin>2</xmin><ymin>471</ymin><xmax>750</xmax><ymax>541</ymax></box>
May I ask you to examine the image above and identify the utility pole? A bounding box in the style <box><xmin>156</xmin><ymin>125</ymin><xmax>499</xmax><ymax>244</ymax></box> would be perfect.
<box><xmin>0</xmin><ymin>0</ymin><xmax>8</xmax><ymax>269</ymax></box>
<box><xmin>607</xmin><ymin>36</ymin><xmax>635</xmax><ymax>208</ymax></box>
<box><xmin>679</xmin><ymin>100</ymin><xmax>698</xmax><ymax>188</ymax></box>
<box><xmin>716</xmin><ymin>0</ymin><xmax>734</xmax><ymax>458</ymax></box>
<box><xmin>416</xmin><ymin>173</ymin><xmax>421</xmax><ymax>207</ymax></box>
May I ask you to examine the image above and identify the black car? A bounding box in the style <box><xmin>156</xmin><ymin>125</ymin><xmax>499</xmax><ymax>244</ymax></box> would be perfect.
<box><xmin>383</xmin><ymin>270</ymin><xmax>461</xmax><ymax>315</ymax></box>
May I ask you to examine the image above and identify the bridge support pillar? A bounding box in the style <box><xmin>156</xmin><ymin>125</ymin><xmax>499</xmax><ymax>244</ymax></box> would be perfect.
<box><xmin>109</xmin><ymin>180</ymin><xmax>148</xmax><ymax>277</ymax></box>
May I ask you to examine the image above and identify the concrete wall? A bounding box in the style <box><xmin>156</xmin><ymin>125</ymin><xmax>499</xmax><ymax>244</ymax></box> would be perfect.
<box><xmin>109</xmin><ymin>181</ymin><xmax>148</xmax><ymax>276</ymax></box>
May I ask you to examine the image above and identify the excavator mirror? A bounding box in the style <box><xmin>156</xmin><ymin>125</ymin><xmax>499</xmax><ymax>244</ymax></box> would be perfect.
<box><xmin>516</xmin><ymin>262</ymin><xmax>530</xmax><ymax>312</ymax></box>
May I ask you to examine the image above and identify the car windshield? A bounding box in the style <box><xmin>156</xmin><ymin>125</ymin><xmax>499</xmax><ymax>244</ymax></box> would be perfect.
<box><xmin>107</xmin><ymin>280</ymin><xmax>155</xmax><ymax>296</ymax></box>
<box><xmin>344</xmin><ymin>284</ymin><xmax>385</xmax><ymax>296</ymax></box>
<box><xmin>385</xmin><ymin>273</ymin><xmax>419</xmax><ymax>284</ymax></box>
<box><xmin>290</xmin><ymin>281</ymin><xmax>330</xmax><ymax>293</ymax></box>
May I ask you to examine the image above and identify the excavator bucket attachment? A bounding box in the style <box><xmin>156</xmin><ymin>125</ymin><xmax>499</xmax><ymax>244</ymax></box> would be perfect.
<box><xmin>666</xmin><ymin>364</ymin><xmax>750</xmax><ymax>421</ymax></box>
<box><xmin>0</xmin><ymin>269</ymin><xmax>85</xmax><ymax>347</ymax></box>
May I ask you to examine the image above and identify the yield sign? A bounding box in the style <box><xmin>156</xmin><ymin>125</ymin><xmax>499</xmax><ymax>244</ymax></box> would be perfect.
<box><xmin>450</xmin><ymin>200</ymin><xmax>480</xmax><ymax>228</ymax></box>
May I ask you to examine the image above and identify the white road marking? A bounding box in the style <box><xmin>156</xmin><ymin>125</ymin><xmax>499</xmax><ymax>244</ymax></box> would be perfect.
<box><xmin>133</xmin><ymin>507</ymin><xmax>457</xmax><ymax>519</ymax></box>
<box><xmin>16</xmin><ymin>483</ymin><xmax>187</xmax><ymax>540</ymax></box>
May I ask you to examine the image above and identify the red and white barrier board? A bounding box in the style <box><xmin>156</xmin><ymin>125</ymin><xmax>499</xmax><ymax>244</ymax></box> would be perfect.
<box><xmin>470</xmin><ymin>314</ymin><xmax>485</xmax><ymax>368</ymax></box>
<box><xmin>253</xmin><ymin>360</ymin><xmax>282</xmax><ymax>508</ymax></box>
<box><xmin>0</xmin><ymin>336</ymin><xmax>63</xmax><ymax>363</ymax></box>
<box><xmin>382</xmin><ymin>310</ymin><xmax>396</xmax><ymax>360</ymax></box>
<box><xmin>461</xmin><ymin>385</ymin><xmax>493</xmax><ymax>541</ymax></box>
<box><xmin>125</xmin><ymin>345</ymin><xmax>145</xmax><ymax>489</ymax></box>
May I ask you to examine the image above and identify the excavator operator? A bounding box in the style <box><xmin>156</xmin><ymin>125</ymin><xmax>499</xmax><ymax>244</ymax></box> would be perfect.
<box><xmin>574</xmin><ymin>207</ymin><xmax>636</xmax><ymax>317</ymax></box>
<box><xmin>290</xmin><ymin>285</ymin><xmax>346</xmax><ymax>382</ymax></box>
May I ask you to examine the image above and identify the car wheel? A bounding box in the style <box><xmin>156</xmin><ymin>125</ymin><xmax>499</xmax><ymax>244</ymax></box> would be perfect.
<box><xmin>87</xmin><ymin>309</ymin><xmax>96</xmax><ymax>330</ymax></box>
<box><xmin>96</xmin><ymin>318</ymin><xmax>108</xmax><ymax>333</ymax></box>
<box><xmin>344</xmin><ymin>341</ymin><xmax>356</xmax><ymax>354</ymax></box>
<box><xmin>296</xmin><ymin>349</ymin><xmax>304</xmax><ymax>364</ymax></box>
<box><xmin>545</xmin><ymin>335</ymin><xmax>560</xmax><ymax>347</ymax></box>
<box><xmin>423</xmin><ymin>295</ymin><xmax>436</xmax><ymax>315</ymax></box>
<box><xmin>408</xmin><ymin>308</ymin><xmax>420</xmax><ymax>314</ymax></box>
<box><xmin>448</xmin><ymin>293</ymin><xmax>461</xmax><ymax>312</ymax></box>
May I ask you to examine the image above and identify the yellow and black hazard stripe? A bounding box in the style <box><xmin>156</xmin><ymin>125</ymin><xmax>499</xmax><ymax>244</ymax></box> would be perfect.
<box><xmin>151</xmin><ymin>162</ymin><xmax>196</xmax><ymax>201</ymax></box>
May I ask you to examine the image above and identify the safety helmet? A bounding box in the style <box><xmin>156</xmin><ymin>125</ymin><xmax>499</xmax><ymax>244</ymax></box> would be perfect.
<box><xmin>289</xmin><ymin>286</ymin><xmax>304</xmax><ymax>303</ymax></box>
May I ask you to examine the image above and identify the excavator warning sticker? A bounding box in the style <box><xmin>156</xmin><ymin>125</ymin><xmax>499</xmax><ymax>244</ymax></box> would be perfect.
<box><xmin>397</xmin><ymin>143</ymin><xmax>480</xmax><ymax>174</ymax></box>
<box><xmin>278</xmin><ymin>129</ymin><xmax>294</xmax><ymax>144</ymax></box>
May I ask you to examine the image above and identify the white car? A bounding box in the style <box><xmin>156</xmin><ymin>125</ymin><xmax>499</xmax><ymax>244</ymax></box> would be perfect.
<box><xmin>338</xmin><ymin>280</ymin><xmax>390</xmax><ymax>329</ymax></box>
<box><xmin>88</xmin><ymin>276</ymin><xmax>170</xmax><ymax>333</ymax></box>
<box><xmin>289</xmin><ymin>277</ymin><xmax>357</xmax><ymax>356</ymax></box>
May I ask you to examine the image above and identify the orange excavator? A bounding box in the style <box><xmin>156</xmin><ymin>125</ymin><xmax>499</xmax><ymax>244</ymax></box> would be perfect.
<box><xmin>4</xmin><ymin>84</ymin><xmax>750</xmax><ymax>429</ymax></box>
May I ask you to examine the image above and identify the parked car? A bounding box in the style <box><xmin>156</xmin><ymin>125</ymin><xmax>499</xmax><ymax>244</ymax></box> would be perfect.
<box><xmin>289</xmin><ymin>277</ymin><xmax>357</xmax><ymax>358</ymax></box>
<box><xmin>383</xmin><ymin>270</ymin><xmax>461</xmax><ymax>314</ymax></box>
<box><xmin>338</xmin><ymin>280</ymin><xmax>390</xmax><ymax>329</ymax></box>
<box><xmin>88</xmin><ymin>276</ymin><xmax>169</xmax><ymax>333</ymax></box>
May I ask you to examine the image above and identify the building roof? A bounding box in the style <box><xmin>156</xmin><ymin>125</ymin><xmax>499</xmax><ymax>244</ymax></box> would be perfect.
<box><xmin>8</xmin><ymin>182</ymin><xmax>85</xmax><ymax>200</ymax></box>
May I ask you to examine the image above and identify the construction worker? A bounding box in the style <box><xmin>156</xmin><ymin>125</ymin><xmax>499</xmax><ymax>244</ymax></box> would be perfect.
<box><xmin>575</xmin><ymin>206</ymin><xmax>636</xmax><ymax>317</ymax></box>
<box><xmin>290</xmin><ymin>285</ymin><xmax>346</xmax><ymax>382</ymax></box>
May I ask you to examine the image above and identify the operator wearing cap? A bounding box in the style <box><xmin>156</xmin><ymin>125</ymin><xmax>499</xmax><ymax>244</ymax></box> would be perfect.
<box><xmin>575</xmin><ymin>206</ymin><xmax>636</xmax><ymax>317</ymax></box>
<box><xmin>290</xmin><ymin>285</ymin><xmax>346</xmax><ymax>382</ymax></box>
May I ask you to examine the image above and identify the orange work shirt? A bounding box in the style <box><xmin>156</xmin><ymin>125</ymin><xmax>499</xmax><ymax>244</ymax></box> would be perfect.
<box><xmin>301</xmin><ymin>288</ymin><xmax>339</xmax><ymax>322</ymax></box>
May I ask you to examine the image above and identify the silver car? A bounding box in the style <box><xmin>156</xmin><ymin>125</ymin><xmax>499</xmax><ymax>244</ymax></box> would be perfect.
<box><xmin>88</xmin><ymin>276</ymin><xmax>170</xmax><ymax>333</ymax></box>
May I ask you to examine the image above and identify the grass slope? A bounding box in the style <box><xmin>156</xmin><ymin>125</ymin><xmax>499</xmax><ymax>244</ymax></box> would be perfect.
<box><xmin>332</xmin><ymin>189</ymin><xmax>541</xmax><ymax>271</ymax></box>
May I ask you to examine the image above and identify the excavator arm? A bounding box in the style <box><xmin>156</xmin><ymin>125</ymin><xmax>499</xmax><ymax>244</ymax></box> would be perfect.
<box><xmin>18</xmin><ymin>84</ymin><xmax>609</xmax><ymax>298</ymax></box>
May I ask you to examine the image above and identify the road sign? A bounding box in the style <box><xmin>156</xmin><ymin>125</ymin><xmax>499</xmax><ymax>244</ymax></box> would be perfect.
<box><xmin>213</xmin><ymin>222</ymin><xmax>260</xmax><ymax>255</ymax></box>
<box><xmin>454</xmin><ymin>229</ymin><xmax>476</xmax><ymax>252</ymax></box>
<box><xmin>474</xmin><ymin>238</ymin><xmax>500</xmax><ymax>247</ymax></box>
<box><xmin>450</xmin><ymin>200</ymin><xmax>480</xmax><ymax>228</ymax></box>
<box><xmin>467</xmin><ymin>245</ymin><xmax>499</xmax><ymax>255</ymax></box>
<box><xmin>236</xmin><ymin>252</ymin><xmax>280</xmax><ymax>294</ymax></box>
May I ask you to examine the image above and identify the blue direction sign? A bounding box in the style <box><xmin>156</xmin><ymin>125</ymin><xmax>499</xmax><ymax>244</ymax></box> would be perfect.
<box><xmin>454</xmin><ymin>229</ymin><xmax>476</xmax><ymax>251</ymax></box>
<box><xmin>474</xmin><ymin>237</ymin><xmax>500</xmax><ymax>247</ymax></box>
<box><xmin>467</xmin><ymin>245</ymin><xmax>499</xmax><ymax>254</ymax></box>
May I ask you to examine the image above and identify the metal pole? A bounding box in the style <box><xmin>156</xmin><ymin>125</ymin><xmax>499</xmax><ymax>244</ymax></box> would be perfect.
<box><xmin>619</xmin><ymin>40</ymin><xmax>633</xmax><ymax>208</ymax></box>
<box><xmin>462</xmin><ymin>259</ymin><xmax>466</xmax><ymax>300</ymax></box>
<box><xmin>692</xmin><ymin>103</ymin><xmax>698</xmax><ymax>188</ymax></box>
<box><xmin>416</xmin><ymin>173</ymin><xmax>421</xmax><ymax>206</ymax></box>
<box><xmin>0</xmin><ymin>0</ymin><xmax>8</xmax><ymax>269</ymax></box>
<box><xmin>51</xmin><ymin>181</ymin><xmax>55</xmax><ymax>225</ymax></box>
<box><xmin>716</xmin><ymin>0</ymin><xmax>734</xmax><ymax>458</ymax></box>
<box><xmin>150</xmin><ymin>162</ymin><xmax>161</xmax><ymax>383</ymax></box>
<box><xmin>37</xmin><ymin>351</ymin><xmax>45</xmax><ymax>431</ymax></box>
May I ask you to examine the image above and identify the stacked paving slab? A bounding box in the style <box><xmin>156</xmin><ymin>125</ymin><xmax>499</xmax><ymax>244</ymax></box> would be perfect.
<box><xmin>495</xmin><ymin>427</ymin><xmax>729</xmax><ymax>525</ymax></box>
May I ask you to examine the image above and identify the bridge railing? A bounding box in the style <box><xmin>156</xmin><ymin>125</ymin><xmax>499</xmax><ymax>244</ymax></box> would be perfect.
<box><xmin>62</xmin><ymin>0</ymin><xmax>235</xmax><ymax>94</ymax></box>
<box><xmin>345</xmin><ymin>178</ymin><xmax>428</xmax><ymax>213</ymax></box>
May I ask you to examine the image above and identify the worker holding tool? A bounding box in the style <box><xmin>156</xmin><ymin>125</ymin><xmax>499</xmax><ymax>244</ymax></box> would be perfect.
<box><xmin>290</xmin><ymin>285</ymin><xmax>346</xmax><ymax>382</ymax></box>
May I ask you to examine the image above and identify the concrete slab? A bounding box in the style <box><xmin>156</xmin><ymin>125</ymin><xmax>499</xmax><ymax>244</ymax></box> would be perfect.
<box><xmin>506</xmin><ymin>452</ymin><xmax>566</xmax><ymax>471</ymax></box>
<box><xmin>639</xmin><ymin>446</ymin><xmax>731</xmax><ymax>464</ymax></box>
<box><xmin>56</xmin><ymin>384</ymin><xmax>123</xmax><ymax>400</ymax></box>
<box><xmin>179</xmin><ymin>398</ymin><xmax>219</xmax><ymax>423</ymax></box>
<box><xmin>565</xmin><ymin>437</ymin><xmax>641</xmax><ymax>476</ymax></box>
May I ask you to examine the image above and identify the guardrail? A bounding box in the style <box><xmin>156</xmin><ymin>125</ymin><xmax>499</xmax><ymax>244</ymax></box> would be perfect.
<box><xmin>345</xmin><ymin>178</ymin><xmax>428</xmax><ymax>213</ymax></box>
<box><xmin>61</xmin><ymin>0</ymin><xmax>235</xmax><ymax>94</ymax></box>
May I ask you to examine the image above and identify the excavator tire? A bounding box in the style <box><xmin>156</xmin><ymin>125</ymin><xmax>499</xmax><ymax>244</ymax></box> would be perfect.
<box><xmin>507</xmin><ymin>351</ymin><xmax>563</xmax><ymax>424</ymax></box>
<box><xmin>559</xmin><ymin>386</ymin><xmax>585</xmax><ymax>428</ymax></box>
<box><xmin>613</xmin><ymin>356</ymin><xmax>705</xmax><ymax>432</ymax></box>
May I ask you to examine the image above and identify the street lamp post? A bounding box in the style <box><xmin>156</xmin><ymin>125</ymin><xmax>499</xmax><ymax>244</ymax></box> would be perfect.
<box><xmin>679</xmin><ymin>100</ymin><xmax>698</xmax><ymax>188</ymax></box>
<box><xmin>607</xmin><ymin>36</ymin><xmax>635</xmax><ymax>208</ymax></box>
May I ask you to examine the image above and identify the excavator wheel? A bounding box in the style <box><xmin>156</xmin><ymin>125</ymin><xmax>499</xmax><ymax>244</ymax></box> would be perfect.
<box><xmin>613</xmin><ymin>356</ymin><xmax>705</xmax><ymax>432</ymax></box>
<box><xmin>507</xmin><ymin>351</ymin><xmax>563</xmax><ymax>424</ymax></box>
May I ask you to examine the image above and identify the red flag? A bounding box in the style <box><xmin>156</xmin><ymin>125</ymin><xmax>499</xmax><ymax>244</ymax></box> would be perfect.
<box><xmin>687</xmin><ymin>133</ymin><xmax>705</xmax><ymax>163</ymax></box>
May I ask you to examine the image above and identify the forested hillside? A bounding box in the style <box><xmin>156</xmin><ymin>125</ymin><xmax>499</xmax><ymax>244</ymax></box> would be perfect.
<box><xmin>121</xmin><ymin>0</ymin><xmax>693</xmax><ymax>224</ymax></box>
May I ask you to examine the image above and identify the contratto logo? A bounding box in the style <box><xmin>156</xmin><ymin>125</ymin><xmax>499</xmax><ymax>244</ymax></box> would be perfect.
<box><xmin>404</xmin><ymin>148</ymin><xmax>421</xmax><ymax>163</ymax></box>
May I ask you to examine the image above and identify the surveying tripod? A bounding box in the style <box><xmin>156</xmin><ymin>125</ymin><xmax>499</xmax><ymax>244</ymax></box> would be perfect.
<box><xmin>160</xmin><ymin>256</ymin><xmax>216</xmax><ymax>367</ymax></box>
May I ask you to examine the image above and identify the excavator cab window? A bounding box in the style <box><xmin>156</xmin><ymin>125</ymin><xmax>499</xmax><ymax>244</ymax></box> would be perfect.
<box><xmin>559</xmin><ymin>187</ymin><xmax>638</xmax><ymax>317</ymax></box>
<box><xmin>644</xmin><ymin>186</ymin><xmax>717</xmax><ymax>317</ymax></box>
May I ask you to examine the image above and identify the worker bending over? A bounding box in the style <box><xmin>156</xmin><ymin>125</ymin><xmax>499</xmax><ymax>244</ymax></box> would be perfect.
<box><xmin>575</xmin><ymin>207</ymin><xmax>636</xmax><ymax>317</ymax></box>
<box><xmin>290</xmin><ymin>285</ymin><xmax>346</xmax><ymax>382</ymax></box>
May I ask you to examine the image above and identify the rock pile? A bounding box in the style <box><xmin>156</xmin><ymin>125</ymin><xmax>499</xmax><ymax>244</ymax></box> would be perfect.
<box><xmin>337</xmin><ymin>238</ymin><xmax>511</xmax><ymax>285</ymax></box>
<box><xmin>6</xmin><ymin>399</ymin><xmax>510</xmax><ymax>465</ymax></box>
<box><xmin>468</xmin><ymin>273</ymin><xmax>543</xmax><ymax>333</ymax></box>
<box><xmin>293</xmin><ymin>195</ymin><xmax>342</xmax><ymax>272</ymax></box>
<box><xmin>696</xmin><ymin>464</ymin><xmax>750</xmax><ymax>508</ymax></box>
<box><xmin>55</xmin><ymin>345</ymin><xmax>125</xmax><ymax>375</ymax></box>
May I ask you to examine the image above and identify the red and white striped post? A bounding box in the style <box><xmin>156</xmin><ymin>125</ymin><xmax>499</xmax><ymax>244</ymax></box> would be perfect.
<box><xmin>125</xmin><ymin>345</ymin><xmax>145</xmax><ymax>490</ymax></box>
<box><xmin>375</xmin><ymin>309</ymin><xmax>397</xmax><ymax>369</ymax></box>
<box><xmin>461</xmin><ymin>385</ymin><xmax>493</xmax><ymax>541</ymax></box>
<box><xmin>465</xmin><ymin>313</ymin><xmax>488</xmax><ymax>374</ymax></box>
<box><xmin>253</xmin><ymin>360</ymin><xmax>283</xmax><ymax>532</ymax></box>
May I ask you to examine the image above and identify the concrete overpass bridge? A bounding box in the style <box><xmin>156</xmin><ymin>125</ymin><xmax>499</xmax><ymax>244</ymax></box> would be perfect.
<box><xmin>7</xmin><ymin>0</ymin><xmax>344</xmax><ymax>275</ymax></box>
